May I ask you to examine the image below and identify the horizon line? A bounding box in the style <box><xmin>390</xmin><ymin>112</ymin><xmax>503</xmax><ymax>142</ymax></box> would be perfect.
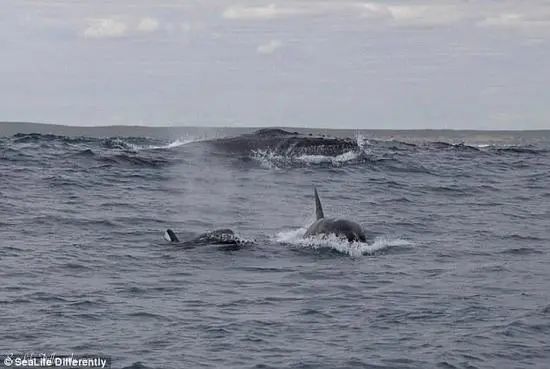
<box><xmin>1</xmin><ymin>121</ymin><xmax>549</xmax><ymax>132</ymax></box>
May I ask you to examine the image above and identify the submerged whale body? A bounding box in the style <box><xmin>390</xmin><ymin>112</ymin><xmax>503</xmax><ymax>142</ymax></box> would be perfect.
<box><xmin>304</xmin><ymin>188</ymin><xmax>367</xmax><ymax>242</ymax></box>
<box><xmin>203</xmin><ymin>128</ymin><xmax>359</xmax><ymax>157</ymax></box>
<box><xmin>164</xmin><ymin>228</ymin><xmax>249</xmax><ymax>247</ymax></box>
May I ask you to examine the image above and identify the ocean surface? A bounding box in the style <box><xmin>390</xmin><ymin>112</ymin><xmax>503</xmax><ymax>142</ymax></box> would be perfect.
<box><xmin>1</xmin><ymin>123</ymin><xmax>549</xmax><ymax>369</ymax></box>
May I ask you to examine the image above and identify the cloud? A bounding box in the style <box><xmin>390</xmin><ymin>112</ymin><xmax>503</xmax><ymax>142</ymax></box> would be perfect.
<box><xmin>83</xmin><ymin>18</ymin><xmax>128</xmax><ymax>38</ymax></box>
<box><xmin>360</xmin><ymin>3</ymin><xmax>393</xmax><ymax>20</ymax></box>
<box><xmin>479</xmin><ymin>13</ymin><xmax>525</xmax><ymax>28</ymax></box>
<box><xmin>386</xmin><ymin>5</ymin><xmax>464</xmax><ymax>27</ymax></box>
<box><xmin>83</xmin><ymin>16</ymin><xmax>160</xmax><ymax>39</ymax></box>
<box><xmin>359</xmin><ymin>3</ymin><xmax>466</xmax><ymax>27</ymax></box>
<box><xmin>257</xmin><ymin>39</ymin><xmax>283</xmax><ymax>54</ymax></box>
<box><xmin>222</xmin><ymin>2</ymin><xmax>464</xmax><ymax>27</ymax></box>
<box><xmin>478</xmin><ymin>12</ymin><xmax>550</xmax><ymax>31</ymax></box>
<box><xmin>476</xmin><ymin>6</ymin><xmax>550</xmax><ymax>39</ymax></box>
<box><xmin>137</xmin><ymin>17</ymin><xmax>159</xmax><ymax>32</ymax></box>
<box><xmin>223</xmin><ymin>4</ymin><xmax>309</xmax><ymax>20</ymax></box>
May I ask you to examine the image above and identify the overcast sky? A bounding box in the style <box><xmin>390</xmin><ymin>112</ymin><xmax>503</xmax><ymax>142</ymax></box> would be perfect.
<box><xmin>2</xmin><ymin>0</ymin><xmax>549</xmax><ymax>129</ymax></box>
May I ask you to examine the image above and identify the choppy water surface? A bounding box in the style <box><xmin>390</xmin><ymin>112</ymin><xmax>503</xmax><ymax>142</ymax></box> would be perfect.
<box><xmin>1</xmin><ymin>124</ymin><xmax>549</xmax><ymax>369</ymax></box>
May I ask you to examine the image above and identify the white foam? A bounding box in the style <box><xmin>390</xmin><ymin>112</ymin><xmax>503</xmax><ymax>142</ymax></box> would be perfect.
<box><xmin>107</xmin><ymin>138</ymin><xmax>139</xmax><ymax>151</ymax></box>
<box><xmin>274</xmin><ymin>227</ymin><xmax>411</xmax><ymax>257</ymax></box>
<box><xmin>275</xmin><ymin>227</ymin><xmax>308</xmax><ymax>243</ymax></box>
<box><xmin>296</xmin><ymin>150</ymin><xmax>361</xmax><ymax>165</ymax></box>
<box><xmin>251</xmin><ymin>149</ymin><xmax>362</xmax><ymax>168</ymax></box>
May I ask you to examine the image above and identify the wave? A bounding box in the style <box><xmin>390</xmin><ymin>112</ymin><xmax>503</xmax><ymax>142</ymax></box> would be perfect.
<box><xmin>459</xmin><ymin>143</ymin><xmax>547</xmax><ymax>155</ymax></box>
<box><xmin>102</xmin><ymin>136</ymin><xmax>200</xmax><ymax>151</ymax></box>
<box><xmin>499</xmin><ymin>247</ymin><xmax>543</xmax><ymax>255</ymax></box>
<box><xmin>363</xmin><ymin>137</ymin><xmax>548</xmax><ymax>156</ymax></box>
<box><xmin>71</xmin><ymin>148</ymin><xmax>96</xmax><ymax>157</ymax></box>
<box><xmin>427</xmin><ymin>141</ymin><xmax>481</xmax><ymax>152</ymax></box>
<box><xmin>4</xmin><ymin>133</ymin><xmax>202</xmax><ymax>169</ymax></box>
<box><xmin>12</xmin><ymin>132</ymin><xmax>80</xmax><ymax>144</ymax></box>
<box><xmin>67</xmin><ymin>148</ymin><xmax>171</xmax><ymax>168</ymax></box>
<box><xmin>5</xmin><ymin>132</ymin><xmax>548</xmax><ymax>172</ymax></box>
<box><xmin>98</xmin><ymin>153</ymin><xmax>170</xmax><ymax>168</ymax></box>
<box><xmin>121</xmin><ymin>362</ymin><xmax>152</xmax><ymax>369</ymax></box>
<box><xmin>493</xmin><ymin>146</ymin><xmax>546</xmax><ymax>155</ymax></box>
<box><xmin>274</xmin><ymin>227</ymin><xmax>412</xmax><ymax>257</ymax></box>
<box><xmin>9</xmin><ymin>132</ymin><xmax>548</xmax><ymax>154</ymax></box>
<box><xmin>11</xmin><ymin>132</ymin><xmax>197</xmax><ymax>151</ymax></box>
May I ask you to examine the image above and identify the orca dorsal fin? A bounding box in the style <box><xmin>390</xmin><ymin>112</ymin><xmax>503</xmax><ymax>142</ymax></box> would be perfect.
<box><xmin>314</xmin><ymin>187</ymin><xmax>324</xmax><ymax>220</ymax></box>
<box><xmin>164</xmin><ymin>229</ymin><xmax>179</xmax><ymax>242</ymax></box>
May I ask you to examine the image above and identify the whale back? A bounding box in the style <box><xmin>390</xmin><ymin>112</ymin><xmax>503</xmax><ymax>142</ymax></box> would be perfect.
<box><xmin>314</xmin><ymin>187</ymin><xmax>324</xmax><ymax>220</ymax></box>
<box><xmin>306</xmin><ymin>188</ymin><xmax>367</xmax><ymax>242</ymax></box>
<box><xmin>305</xmin><ymin>218</ymin><xmax>366</xmax><ymax>242</ymax></box>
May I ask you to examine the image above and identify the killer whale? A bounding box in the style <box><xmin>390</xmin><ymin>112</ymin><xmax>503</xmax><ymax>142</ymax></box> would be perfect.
<box><xmin>164</xmin><ymin>228</ymin><xmax>250</xmax><ymax>247</ymax></box>
<box><xmin>303</xmin><ymin>188</ymin><xmax>367</xmax><ymax>242</ymax></box>
<box><xmin>164</xmin><ymin>229</ymin><xmax>180</xmax><ymax>242</ymax></box>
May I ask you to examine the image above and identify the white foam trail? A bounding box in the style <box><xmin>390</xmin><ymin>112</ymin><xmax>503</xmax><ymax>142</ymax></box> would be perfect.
<box><xmin>274</xmin><ymin>227</ymin><xmax>411</xmax><ymax>257</ymax></box>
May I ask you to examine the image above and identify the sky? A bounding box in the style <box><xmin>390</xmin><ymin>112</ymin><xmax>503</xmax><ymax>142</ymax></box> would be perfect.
<box><xmin>1</xmin><ymin>0</ymin><xmax>549</xmax><ymax>129</ymax></box>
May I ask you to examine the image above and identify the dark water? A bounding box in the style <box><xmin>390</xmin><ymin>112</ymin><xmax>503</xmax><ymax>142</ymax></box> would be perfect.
<box><xmin>1</xmin><ymin>124</ymin><xmax>549</xmax><ymax>369</ymax></box>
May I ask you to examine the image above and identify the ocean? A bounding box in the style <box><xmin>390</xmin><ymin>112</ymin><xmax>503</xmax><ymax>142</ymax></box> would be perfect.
<box><xmin>1</xmin><ymin>123</ymin><xmax>549</xmax><ymax>369</ymax></box>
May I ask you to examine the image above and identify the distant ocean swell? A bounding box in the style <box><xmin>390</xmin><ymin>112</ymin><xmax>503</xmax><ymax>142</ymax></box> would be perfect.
<box><xmin>1</xmin><ymin>132</ymin><xmax>548</xmax><ymax>170</ymax></box>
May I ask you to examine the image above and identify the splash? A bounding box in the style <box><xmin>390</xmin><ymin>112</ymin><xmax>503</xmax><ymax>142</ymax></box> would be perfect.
<box><xmin>250</xmin><ymin>150</ymin><xmax>288</xmax><ymax>169</ymax></box>
<box><xmin>355</xmin><ymin>132</ymin><xmax>368</xmax><ymax>150</ymax></box>
<box><xmin>147</xmin><ymin>137</ymin><xmax>197</xmax><ymax>150</ymax></box>
<box><xmin>274</xmin><ymin>227</ymin><xmax>411</xmax><ymax>257</ymax></box>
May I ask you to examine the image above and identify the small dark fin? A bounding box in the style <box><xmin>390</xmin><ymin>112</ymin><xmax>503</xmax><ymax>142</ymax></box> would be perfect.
<box><xmin>165</xmin><ymin>229</ymin><xmax>179</xmax><ymax>242</ymax></box>
<box><xmin>314</xmin><ymin>187</ymin><xmax>324</xmax><ymax>220</ymax></box>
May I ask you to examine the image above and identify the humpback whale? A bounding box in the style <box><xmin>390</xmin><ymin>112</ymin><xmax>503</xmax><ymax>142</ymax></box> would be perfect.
<box><xmin>164</xmin><ymin>228</ymin><xmax>250</xmax><ymax>247</ymax></box>
<box><xmin>202</xmin><ymin>128</ymin><xmax>359</xmax><ymax>157</ymax></box>
<box><xmin>304</xmin><ymin>188</ymin><xmax>367</xmax><ymax>242</ymax></box>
